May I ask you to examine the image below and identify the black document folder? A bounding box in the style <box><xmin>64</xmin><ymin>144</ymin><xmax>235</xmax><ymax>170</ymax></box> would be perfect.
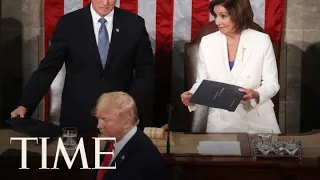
<box><xmin>0</xmin><ymin>149</ymin><xmax>42</xmax><ymax>168</ymax></box>
<box><xmin>190</xmin><ymin>80</ymin><xmax>245</xmax><ymax>111</ymax></box>
<box><xmin>5</xmin><ymin>117</ymin><xmax>62</xmax><ymax>139</ymax></box>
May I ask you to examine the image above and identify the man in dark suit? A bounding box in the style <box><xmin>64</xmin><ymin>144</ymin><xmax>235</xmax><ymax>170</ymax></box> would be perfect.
<box><xmin>10</xmin><ymin>0</ymin><xmax>155</xmax><ymax>133</ymax></box>
<box><xmin>94</xmin><ymin>91</ymin><xmax>166</xmax><ymax>180</ymax></box>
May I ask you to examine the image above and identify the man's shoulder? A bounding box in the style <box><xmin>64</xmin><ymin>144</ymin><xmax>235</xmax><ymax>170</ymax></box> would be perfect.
<box><xmin>121</xmin><ymin>129</ymin><xmax>165</xmax><ymax>178</ymax></box>
<box><xmin>132</xmin><ymin>128</ymin><xmax>156</xmax><ymax>146</ymax></box>
<box><xmin>131</xmin><ymin>129</ymin><xmax>162</xmax><ymax>154</ymax></box>
<box><xmin>57</xmin><ymin>6</ymin><xmax>87</xmax><ymax>24</ymax></box>
<box><xmin>130</xmin><ymin>130</ymin><xmax>165</xmax><ymax>171</ymax></box>
<box><xmin>115</xmin><ymin>7</ymin><xmax>144</xmax><ymax>23</ymax></box>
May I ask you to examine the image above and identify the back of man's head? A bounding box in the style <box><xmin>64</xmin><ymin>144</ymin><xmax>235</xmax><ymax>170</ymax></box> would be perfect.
<box><xmin>95</xmin><ymin>92</ymin><xmax>138</xmax><ymax>125</ymax></box>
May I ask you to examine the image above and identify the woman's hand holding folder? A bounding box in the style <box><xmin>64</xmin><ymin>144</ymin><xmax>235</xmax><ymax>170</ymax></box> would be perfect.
<box><xmin>238</xmin><ymin>88</ymin><xmax>259</xmax><ymax>101</ymax></box>
<box><xmin>181</xmin><ymin>91</ymin><xmax>194</xmax><ymax>106</ymax></box>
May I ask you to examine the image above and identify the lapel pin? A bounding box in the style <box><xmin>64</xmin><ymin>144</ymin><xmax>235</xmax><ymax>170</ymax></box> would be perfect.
<box><xmin>116</xmin><ymin>28</ymin><xmax>119</xmax><ymax>32</ymax></box>
<box><xmin>241</xmin><ymin>47</ymin><xmax>246</xmax><ymax>62</ymax></box>
<box><xmin>121</xmin><ymin>155</ymin><xmax>125</xmax><ymax>160</ymax></box>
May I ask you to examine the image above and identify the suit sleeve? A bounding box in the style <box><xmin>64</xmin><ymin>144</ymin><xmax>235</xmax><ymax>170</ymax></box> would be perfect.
<box><xmin>251</xmin><ymin>35</ymin><xmax>280</xmax><ymax>107</ymax></box>
<box><xmin>18</xmin><ymin>18</ymin><xmax>67</xmax><ymax>116</ymax></box>
<box><xmin>188</xmin><ymin>39</ymin><xmax>209</xmax><ymax>94</ymax></box>
<box><xmin>128</xmin><ymin>18</ymin><xmax>155</xmax><ymax>127</ymax></box>
<box><xmin>187</xmin><ymin>40</ymin><xmax>209</xmax><ymax>112</ymax></box>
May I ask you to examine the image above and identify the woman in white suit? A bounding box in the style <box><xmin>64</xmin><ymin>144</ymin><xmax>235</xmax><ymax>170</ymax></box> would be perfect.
<box><xmin>181</xmin><ymin>0</ymin><xmax>281</xmax><ymax>134</ymax></box>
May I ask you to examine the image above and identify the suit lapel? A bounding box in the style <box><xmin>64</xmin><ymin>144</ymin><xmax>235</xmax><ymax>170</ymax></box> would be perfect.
<box><xmin>221</xmin><ymin>34</ymin><xmax>234</xmax><ymax>79</ymax></box>
<box><xmin>103</xmin><ymin>130</ymin><xmax>140</xmax><ymax>180</ymax></box>
<box><xmin>103</xmin><ymin>7</ymin><xmax>122</xmax><ymax>70</ymax></box>
<box><xmin>103</xmin><ymin>150</ymin><xmax>130</xmax><ymax>180</ymax></box>
<box><xmin>230</xmin><ymin>29</ymin><xmax>252</xmax><ymax>81</ymax></box>
<box><xmin>82</xmin><ymin>5</ymin><xmax>104</xmax><ymax>72</ymax></box>
<box><xmin>206</xmin><ymin>33</ymin><xmax>234</xmax><ymax>84</ymax></box>
<box><xmin>95</xmin><ymin>143</ymin><xmax>129</xmax><ymax>180</ymax></box>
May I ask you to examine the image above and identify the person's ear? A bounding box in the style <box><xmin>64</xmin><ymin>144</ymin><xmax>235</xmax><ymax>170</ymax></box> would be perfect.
<box><xmin>123</xmin><ymin>119</ymin><xmax>131</xmax><ymax>129</ymax></box>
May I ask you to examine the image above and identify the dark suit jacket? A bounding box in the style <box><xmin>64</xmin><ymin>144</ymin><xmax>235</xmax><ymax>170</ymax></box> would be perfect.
<box><xmin>94</xmin><ymin>129</ymin><xmax>166</xmax><ymax>180</ymax></box>
<box><xmin>18</xmin><ymin>5</ymin><xmax>155</xmax><ymax>132</ymax></box>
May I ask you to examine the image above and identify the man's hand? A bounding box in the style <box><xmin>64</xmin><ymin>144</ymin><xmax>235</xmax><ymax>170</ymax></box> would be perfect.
<box><xmin>10</xmin><ymin>106</ymin><xmax>27</xmax><ymax>118</ymax></box>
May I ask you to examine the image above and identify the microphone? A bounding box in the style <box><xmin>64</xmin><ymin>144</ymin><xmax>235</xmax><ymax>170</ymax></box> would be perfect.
<box><xmin>166</xmin><ymin>103</ymin><xmax>174</xmax><ymax>154</ymax></box>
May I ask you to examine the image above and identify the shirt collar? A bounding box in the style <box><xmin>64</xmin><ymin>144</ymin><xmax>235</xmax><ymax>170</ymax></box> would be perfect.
<box><xmin>114</xmin><ymin>126</ymin><xmax>137</xmax><ymax>151</ymax></box>
<box><xmin>90</xmin><ymin>3</ymin><xmax>114</xmax><ymax>25</ymax></box>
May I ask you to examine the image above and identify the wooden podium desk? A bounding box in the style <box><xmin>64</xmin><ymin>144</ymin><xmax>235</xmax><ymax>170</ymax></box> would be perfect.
<box><xmin>159</xmin><ymin>131</ymin><xmax>320</xmax><ymax>180</ymax></box>
<box><xmin>0</xmin><ymin>129</ymin><xmax>319</xmax><ymax>180</ymax></box>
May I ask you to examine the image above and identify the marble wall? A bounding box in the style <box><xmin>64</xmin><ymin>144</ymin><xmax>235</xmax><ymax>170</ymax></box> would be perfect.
<box><xmin>1</xmin><ymin>0</ymin><xmax>44</xmax><ymax>121</ymax></box>
<box><xmin>279</xmin><ymin>0</ymin><xmax>320</xmax><ymax>133</ymax></box>
<box><xmin>1</xmin><ymin>0</ymin><xmax>320</xmax><ymax>133</ymax></box>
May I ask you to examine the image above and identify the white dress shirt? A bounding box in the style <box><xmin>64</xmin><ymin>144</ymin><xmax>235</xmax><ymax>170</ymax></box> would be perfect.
<box><xmin>109</xmin><ymin>126</ymin><xmax>137</xmax><ymax>166</ymax></box>
<box><xmin>90</xmin><ymin>4</ymin><xmax>114</xmax><ymax>44</ymax></box>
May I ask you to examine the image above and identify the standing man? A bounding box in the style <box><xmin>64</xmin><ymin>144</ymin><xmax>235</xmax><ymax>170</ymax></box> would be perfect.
<box><xmin>94</xmin><ymin>91</ymin><xmax>165</xmax><ymax>180</ymax></box>
<box><xmin>10</xmin><ymin>0</ymin><xmax>155</xmax><ymax>133</ymax></box>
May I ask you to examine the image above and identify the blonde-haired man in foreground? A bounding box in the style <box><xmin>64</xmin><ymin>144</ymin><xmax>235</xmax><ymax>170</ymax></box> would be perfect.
<box><xmin>93</xmin><ymin>91</ymin><xmax>165</xmax><ymax>180</ymax></box>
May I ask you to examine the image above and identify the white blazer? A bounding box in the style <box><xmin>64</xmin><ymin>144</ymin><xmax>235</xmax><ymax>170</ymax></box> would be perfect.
<box><xmin>189</xmin><ymin>28</ymin><xmax>281</xmax><ymax>134</ymax></box>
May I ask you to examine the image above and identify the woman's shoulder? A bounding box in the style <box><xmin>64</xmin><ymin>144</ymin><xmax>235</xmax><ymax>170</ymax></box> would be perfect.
<box><xmin>245</xmin><ymin>28</ymin><xmax>271</xmax><ymax>42</ymax></box>
<box><xmin>203</xmin><ymin>31</ymin><xmax>221</xmax><ymax>38</ymax></box>
<box><xmin>200</xmin><ymin>31</ymin><xmax>222</xmax><ymax>44</ymax></box>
